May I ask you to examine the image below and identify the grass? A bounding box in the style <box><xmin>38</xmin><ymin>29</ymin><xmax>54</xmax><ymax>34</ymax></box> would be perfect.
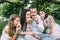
<box><xmin>0</xmin><ymin>21</ymin><xmax>7</xmax><ymax>36</ymax></box>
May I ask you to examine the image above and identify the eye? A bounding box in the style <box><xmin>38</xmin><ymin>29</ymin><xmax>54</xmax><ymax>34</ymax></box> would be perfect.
<box><xmin>31</xmin><ymin>12</ymin><xmax>34</xmax><ymax>13</ymax></box>
<box><xmin>27</xmin><ymin>14</ymin><xmax>29</xmax><ymax>15</ymax></box>
<box><xmin>31</xmin><ymin>12</ymin><xmax>33</xmax><ymax>13</ymax></box>
<box><xmin>17</xmin><ymin>21</ymin><xmax>19</xmax><ymax>22</ymax></box>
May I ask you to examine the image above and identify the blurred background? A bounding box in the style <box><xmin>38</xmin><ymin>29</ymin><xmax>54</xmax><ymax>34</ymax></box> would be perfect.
<box><xmin>0</xmin><ymin>0</ymin><xmax>60</xmax><ymax>36</ymax></box>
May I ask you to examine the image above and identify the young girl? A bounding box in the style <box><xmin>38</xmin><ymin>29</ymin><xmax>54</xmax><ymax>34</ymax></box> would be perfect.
<box><xmin>39</xmin><ymin>10</ymin><xmax>60</xmax><ymax>39</ymax></box>
<box><xmin>0</xmin><ymin>14</ymin><xmax>22</xmax><ymax>40</ymax></box>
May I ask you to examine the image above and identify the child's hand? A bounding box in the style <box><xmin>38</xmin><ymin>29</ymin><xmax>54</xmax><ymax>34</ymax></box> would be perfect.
<box><xmin>40</xmin><ymin>15</ymin><xmax>45</xmax><ymax>20</ymax></box>
<box><xmin>16</xmin><ymin>23</ymin><xmax>21</xmax><ymax>33</ymax></box>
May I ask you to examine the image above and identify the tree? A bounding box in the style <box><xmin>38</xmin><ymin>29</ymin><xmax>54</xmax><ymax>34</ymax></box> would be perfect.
<box><xmin>0</xmin><ymin>0</ymin><xmax>60</xmax><ymax>19</ymax></box>
<box><xmin>0</xmin><ymin>0</ymin><xmax>29</xmax><ymax>18</ymax></box>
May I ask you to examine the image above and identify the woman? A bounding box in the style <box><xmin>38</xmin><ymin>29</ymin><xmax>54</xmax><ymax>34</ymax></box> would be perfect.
<box><xmin>39</xmin><ymin>10</ymin><xmax>60</xmax><ymax>39</ymax></box>
<box><xmin>20</xmin><ymin>9</ymin><xmax>40</xmax><ymax>40</ymax></box>
<box><xmin>0</xmin><ymin>14</ymin><xmax>22</xmax><ymax>40</ymax></box>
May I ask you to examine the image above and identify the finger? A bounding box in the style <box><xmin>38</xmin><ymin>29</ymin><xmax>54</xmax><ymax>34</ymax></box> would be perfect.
<box><xmin>16</xmin><ymin>23</ymin><xmax>20</xmax><ymax>28</ymax></box>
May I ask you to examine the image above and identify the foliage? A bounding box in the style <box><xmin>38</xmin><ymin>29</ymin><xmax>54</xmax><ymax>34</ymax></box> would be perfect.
<box><xmin>0</xmin><ymin>0</ymin><xmax>60</xmax><ymax>36</ymax></box>
<box><xmin>0</xmin><ymin>0</ymin><xmax>60</xmax><ymax>18</ymax></box>
<box><xmin>0</xmin><ymin>21</ymin><xmax>7</xmax><ymax>36</ymax></box>
<box><xmin>0</xmin><ymin>3</ymin><xmax>20</xmax><ymax>18</ymax></box>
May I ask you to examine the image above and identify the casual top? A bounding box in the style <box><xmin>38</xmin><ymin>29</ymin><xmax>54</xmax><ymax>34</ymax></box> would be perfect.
<box><xmin>30</xmin><ymin>15</ymin><xmax>44</xmax><ymax>34</ymax></box>
<box><xmin>37</xmin><ymin>15</ymin><xmax>44</xmax><ymax>32</ymax></box>
<box><xmin>46</xmin><ymin>15</ymin><xmax>60</xmax><ymax>38</ymax></box>
<box><xmin>0</xmin><ymin>26</ymin><xmax>10</xmax><ymax>40</ymax></box>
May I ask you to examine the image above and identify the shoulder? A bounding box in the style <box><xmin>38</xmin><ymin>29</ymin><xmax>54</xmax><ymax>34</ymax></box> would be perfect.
<box><xmin>37</xmin><ymin>15</ymin><xmax>41</xmax><ymax>19</ymax></box>
<box><xmin>3</xmin><ymin>25</ymin><xmax>10</xmax><ymax>34</ymax></box>
<box><xmin>37</xmin><ymin>15</ymin><xmax>40</xmax><ymax>18</ymax></box>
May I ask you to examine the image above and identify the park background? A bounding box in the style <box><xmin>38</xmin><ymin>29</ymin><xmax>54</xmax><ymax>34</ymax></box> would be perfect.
<box><xmin>0</xmin><ymin>0</ymin><xmax>60</xmax><ymax>36</ymax></box>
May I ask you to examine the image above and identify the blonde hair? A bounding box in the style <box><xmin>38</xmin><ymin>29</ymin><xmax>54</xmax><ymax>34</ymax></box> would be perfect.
<box><xmin>8</xmin><ymin>14</ymin><xmax>20</xmax><ymax>36</ymax></box>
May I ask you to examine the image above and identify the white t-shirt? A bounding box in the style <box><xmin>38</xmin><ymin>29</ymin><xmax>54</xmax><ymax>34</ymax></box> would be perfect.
<box><xmin>37</xmin><ymin>15</ymin><xmax>44</xmax><ymax>33</ymax></box>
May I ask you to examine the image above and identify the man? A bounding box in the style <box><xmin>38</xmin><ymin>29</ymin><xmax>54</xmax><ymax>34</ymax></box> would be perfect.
<box><xmin>29</xmin><ymin>6</ymin><xmax>44</xmax><ymax>34</ymax></box>
<box><xmin>28</xmin><ymin>6</ymin><xmax>56</xmax><ymax>40</ymax></box>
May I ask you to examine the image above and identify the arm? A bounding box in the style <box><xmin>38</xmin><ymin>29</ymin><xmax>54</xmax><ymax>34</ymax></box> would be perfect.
<box><xmin>2</xmin><ymin>26</ymin><xmax>17</xmax><ymax>40</ymax></box>
<box><xmin>3</xmin><ymin>28</ymin><xmax>18</xmax><ymax>40</ymax></box>
<box><xmin>9</xmin><ymin>32</ymin><xmax>18</xmax><ymax>40</ymax></box>
<box><xmin>1</xmin><ymin>26</ymin><xmax>11</xmax><ymax>40</ymax></box>
<box><xmin>35</xmin><ymin>19</ymin><xmax>39</xmax><ymax>24</ymax></box>
<box><xmin>10</xmin><ymin>23</ymin><xmax>21</xmax><ymax>40</ymax></box>
<box><xmin>43</xmin><ymin>20</ymin><xmax>47</xmax><ymax>27</ymax></box>
<box><xmin>18</xmin><ymin>24</ymin><xmax>32</xmax><ymax>35</ymax></box>
<box><xmin>49</xmin><ymin>16</ymin><xmax>53</xmax><ymax>35</ymax></box>
<box><xmin>26</xmin><ymin>24</ymin><xmax>31</xmax><ymax>32</ymax></box>
<box><xmin>19</xmin><ymin>31</ymin><xmax>40</xmax><ymax>40</ymax></box>
<box><xmin>19</xmin><ymin>31</ymin><xmax>34</xmax><ymax>35</ymax></box>
<box><xmin>19</xmin><ymin>24</ymin><xmax>40</xmax><ymax>40</ymax></box>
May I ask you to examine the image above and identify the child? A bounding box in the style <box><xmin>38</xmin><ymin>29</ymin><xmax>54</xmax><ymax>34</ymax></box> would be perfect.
<box><xmin>39</xmin><ymin>10</ymin><xmax>60</xmax><ymax>40</ymax></box>
<box><xmin>0</xmin><ymin>14</ymin><xmax>22</xmax><ymax>40</ymax></box>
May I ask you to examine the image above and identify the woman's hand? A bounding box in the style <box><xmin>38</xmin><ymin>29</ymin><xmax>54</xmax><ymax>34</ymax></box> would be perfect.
<box><xmin>26</xmin><ymin>18</ymin><xmax>32</xmax><ymax>24</ymax></box>
<box><xmin>26</xmin><ymin>32</ymin><xmax>35</xmax><ymax>35</ymax></box>
<box><xmin>26</xmin><ymin>24</ymin><xmax>30</xmax><ymax>32</ymax></box>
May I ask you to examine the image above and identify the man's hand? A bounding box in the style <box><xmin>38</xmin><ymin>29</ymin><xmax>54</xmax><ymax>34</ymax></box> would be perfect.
<box><xmin>32</xmin><ymin>15</ymin><xmax>39</xmax><ymax>24</ymax></box>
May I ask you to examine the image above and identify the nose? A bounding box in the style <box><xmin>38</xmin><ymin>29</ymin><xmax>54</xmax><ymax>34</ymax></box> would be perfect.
<box><xmin>18</xmin><ymin>22</ymin><xmax>20</xmax><ymax>24</ymax></box>
<box><xmin>32</xmin><ymin>13</ymin><xmax>35</xmax><ymax>14</ymax></box>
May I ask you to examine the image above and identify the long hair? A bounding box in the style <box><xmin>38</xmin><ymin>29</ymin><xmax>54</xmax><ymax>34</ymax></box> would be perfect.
<box><xmin>20</xmin><ymin>9</ymin><xmax>30</xmax><ymax>31</ymax></box>
<box><xmin>8</xmin><ymin>14</ymin><xmax>20</xmax><ymax>36</ymax></box>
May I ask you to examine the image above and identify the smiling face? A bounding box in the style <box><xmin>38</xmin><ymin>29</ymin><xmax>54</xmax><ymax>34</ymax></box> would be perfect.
<box><xmin>39</xmin><ymin>11</ymin><xmax>45</xmax><ymax>19</ymax></box>
<box><xmin>13</xmin><ymin>17</ymin><xmax>20</xmax><ymax>27</ymax></box>
<box><xmin>8</xmin><ymin>14</ymin><xmax>21</xmax><ymax>36</ymax></box>
<box><xmin>26</xmin><ymin>11</ymin><xmax>31</xmax><ymax>19</ymax></box>
<box><xmin>30</xmin><ymin>8</ymin><xmax>37</xmax><ymax>18</ymax></box>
